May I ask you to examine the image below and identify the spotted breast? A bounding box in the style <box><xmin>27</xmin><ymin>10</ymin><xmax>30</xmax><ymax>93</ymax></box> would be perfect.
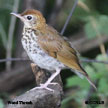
<box><xmin>21</xmin><ymin>27</ymin><xmax>65</xmax><ymax>71</ymax></box>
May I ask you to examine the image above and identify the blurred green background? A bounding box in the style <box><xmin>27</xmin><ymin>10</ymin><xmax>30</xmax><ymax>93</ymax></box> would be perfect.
<box><xmin>0</xmin><ymin>0</ymin><xmax>108</xmax><ymax>108</ymax></box>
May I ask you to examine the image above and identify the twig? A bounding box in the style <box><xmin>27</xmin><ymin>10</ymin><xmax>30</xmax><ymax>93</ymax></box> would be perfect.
<box><xmin>6</xmin><ymin>0</ymin><xmax>20</xmax><ymax>71</ymax></box>
<box><xmin>81</xmin><ymin>58</ymin><xmax>108</xmax><ymax>64</ymax></box>
<box><xmin>30</xmin><ymin>63</ymin><xmax>63</xmax><ymax>87</ymax></box>
<box><xmin>5</xmin><ymin>86</ymin><xmax>62</xmax><ymax>108</ymax></box>
<box><xmin>5</xmin><ymin>63</ymin><xmax>63</xmax><ymax>108</ymax></box>
<box><xmin>0</xmin><ymin>58</ymin><xmax>108</xmax><ymax>64</ymax></box>
<box><xmin>61</xmin><ymin>0</ymin><xmax>78</xmax><ymax>35</ymax></box>
<box><xmin>0</xmin><ymin>58</ymin><xmax>29</xmax><ymax>63</ymax></box>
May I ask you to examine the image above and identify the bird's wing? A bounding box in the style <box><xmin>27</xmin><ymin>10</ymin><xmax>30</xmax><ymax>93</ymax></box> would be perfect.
<box><xmin>37</xmin><ymin>25</ymin><xmax>96</xmax><ymax>90</ymax></box>
<box><xmin>37</xmin><ymin>25</ymin><xmax>87</xmax><ymax>76</ymax></box>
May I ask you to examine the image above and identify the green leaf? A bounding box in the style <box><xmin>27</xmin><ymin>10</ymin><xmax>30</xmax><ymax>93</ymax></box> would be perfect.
<box><xmin>96</xmin><ymin>106</ymin><xmax>103</xmax><ymax>108</ymax></box>
<box><xmin>84</xmin><ymin>21</ymin><xmax>97</xmax><ymax>39</ymax></box>
<box><xmin>92</xmin><ymin>55</ymin><xmax>108</xmax><ymax>75</ymax></box>
<box><xmin>66</xmin><ymin>76</ymin><xmax>90</xmax><ymax>89</ymax></box>
<box><xmin>85</xmin><ymin>65</ymin><xmax>103</xmax><ymax>80</ymax></box>
<box><xmin>0</xmin><ymin>99</ymin><xmax>4</xmax><ymax>108</ymax></box>
<box><xmin>84</xmin><ymin>15</ymin><xmax>108</xmax><ymax>39</ymax></box>
<box><xmin>96</xmin><ymin>54</ymin><xmax>108</xmax><ymax>61</ymax></box>
<box><xmin>98</xmin><ymin>78</ymin><xmax>108</xmax><ymax>95</ymax></box>
<box><xmin>98</xmin><ymin>15</ymin><xmax>108</xmax><ymax>35</ymax></box>
<box><xmin>85</xmin><ymin>65</ymin><xmax>95</xmax><ymax>77</ymax></box>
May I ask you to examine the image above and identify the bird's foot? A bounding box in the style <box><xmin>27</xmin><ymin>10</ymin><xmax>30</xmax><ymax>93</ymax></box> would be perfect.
<box><xmin>40</xmin><ymin>82</ymin><xmax>58</xmax><ymax>86</ymax></box>
<box><xmin>36</xmin><ymin>85</ymin><xmax>53</xmax><ymax>92</ymax></box>
<box><xmin>28</xmin><ymin>85</ymin><xmax>53</xmax><ymax>93</ymax></box>
<box><xmin>36</xmin><ymin>82</ymin><xmax>58</xmax><ymax>92</ymax></box>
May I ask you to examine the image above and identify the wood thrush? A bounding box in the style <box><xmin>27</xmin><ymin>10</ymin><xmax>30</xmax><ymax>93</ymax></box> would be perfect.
<box><xmin>11</xmin><ymin>9</ymin><xmax>96</xmax><ymax>91</ymax></box>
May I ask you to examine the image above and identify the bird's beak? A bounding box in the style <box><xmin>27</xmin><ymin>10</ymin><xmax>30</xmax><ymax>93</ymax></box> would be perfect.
<box><xmin>10</xmin><ymin>12</ymin><xmax>25</xmax><ymax>21</ymax></box>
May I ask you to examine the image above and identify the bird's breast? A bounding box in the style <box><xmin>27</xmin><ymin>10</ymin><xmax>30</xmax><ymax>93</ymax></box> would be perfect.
<box><xmin>21</xmin><ymin>28</ymin><xmax>65</xmax><ymax>70</ymax></box>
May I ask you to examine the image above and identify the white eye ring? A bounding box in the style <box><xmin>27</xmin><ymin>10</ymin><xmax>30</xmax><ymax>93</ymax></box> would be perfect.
<box><xmin>26</xmin><ymin>15</ymin><xmax>33</xmax><ymax>20</ymax></box>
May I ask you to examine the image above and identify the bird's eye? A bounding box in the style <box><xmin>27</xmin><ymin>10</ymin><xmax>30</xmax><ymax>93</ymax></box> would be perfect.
<box><xmin>27</xmin><ymin>16</ymin><xmax>32</xmax><ymax>20</ymax></box>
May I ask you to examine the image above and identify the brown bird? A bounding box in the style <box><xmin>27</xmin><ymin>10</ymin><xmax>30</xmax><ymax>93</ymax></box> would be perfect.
<box><xmin>11</xmin><ymin>9</ymin><xmax>96</xmax><ymax>91</ymax></box>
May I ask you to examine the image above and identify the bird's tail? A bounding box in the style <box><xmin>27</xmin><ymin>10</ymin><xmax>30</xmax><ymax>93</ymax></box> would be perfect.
<box><xmin>72</xmin><ymin>69</ymin><xmax>97</xmax><ymax>91</ymax></box>
<box><xmin>86</xmin><ymin>76</ymin><xmax>97</xmax><ymax>91</ymax></box>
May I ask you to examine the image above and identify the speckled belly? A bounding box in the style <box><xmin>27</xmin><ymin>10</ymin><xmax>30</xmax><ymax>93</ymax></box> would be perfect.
<box><xmin>21</xmin><ymin>29</ymin><xmax>65</xmax><ymax>71</ymax></box>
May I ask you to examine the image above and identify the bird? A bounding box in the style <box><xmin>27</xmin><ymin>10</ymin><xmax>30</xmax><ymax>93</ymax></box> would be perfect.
<box><xmin>11</xmin><ymin>9</ymin><xmax>96</xmax><ymax>91</ymax></box>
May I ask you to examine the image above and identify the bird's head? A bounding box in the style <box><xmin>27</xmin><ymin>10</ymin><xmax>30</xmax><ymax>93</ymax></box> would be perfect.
<box><xmin>11</xmin><ymin>9</ymin><xmax>46</xmax><ymax>29</ymax></box>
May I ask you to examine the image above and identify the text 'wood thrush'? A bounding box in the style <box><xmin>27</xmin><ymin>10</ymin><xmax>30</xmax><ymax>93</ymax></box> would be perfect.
<box><xmin>11</xmin><ymin>9</ymin><xmax>96</xmax><ymax>91</ymax></box>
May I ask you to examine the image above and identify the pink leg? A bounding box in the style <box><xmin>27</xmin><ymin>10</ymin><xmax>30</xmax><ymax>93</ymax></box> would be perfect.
<box><xmin>36</xmin><ymin>69</ymin><xmax>61</xmax><ymax>91</ymax></box>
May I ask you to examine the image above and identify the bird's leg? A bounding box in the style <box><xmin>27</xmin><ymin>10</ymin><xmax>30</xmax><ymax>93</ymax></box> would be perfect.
<box><xmin>36</xmin><ymin>69</ymin><xmax>61</xmax><ymax>91</ymax></box>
